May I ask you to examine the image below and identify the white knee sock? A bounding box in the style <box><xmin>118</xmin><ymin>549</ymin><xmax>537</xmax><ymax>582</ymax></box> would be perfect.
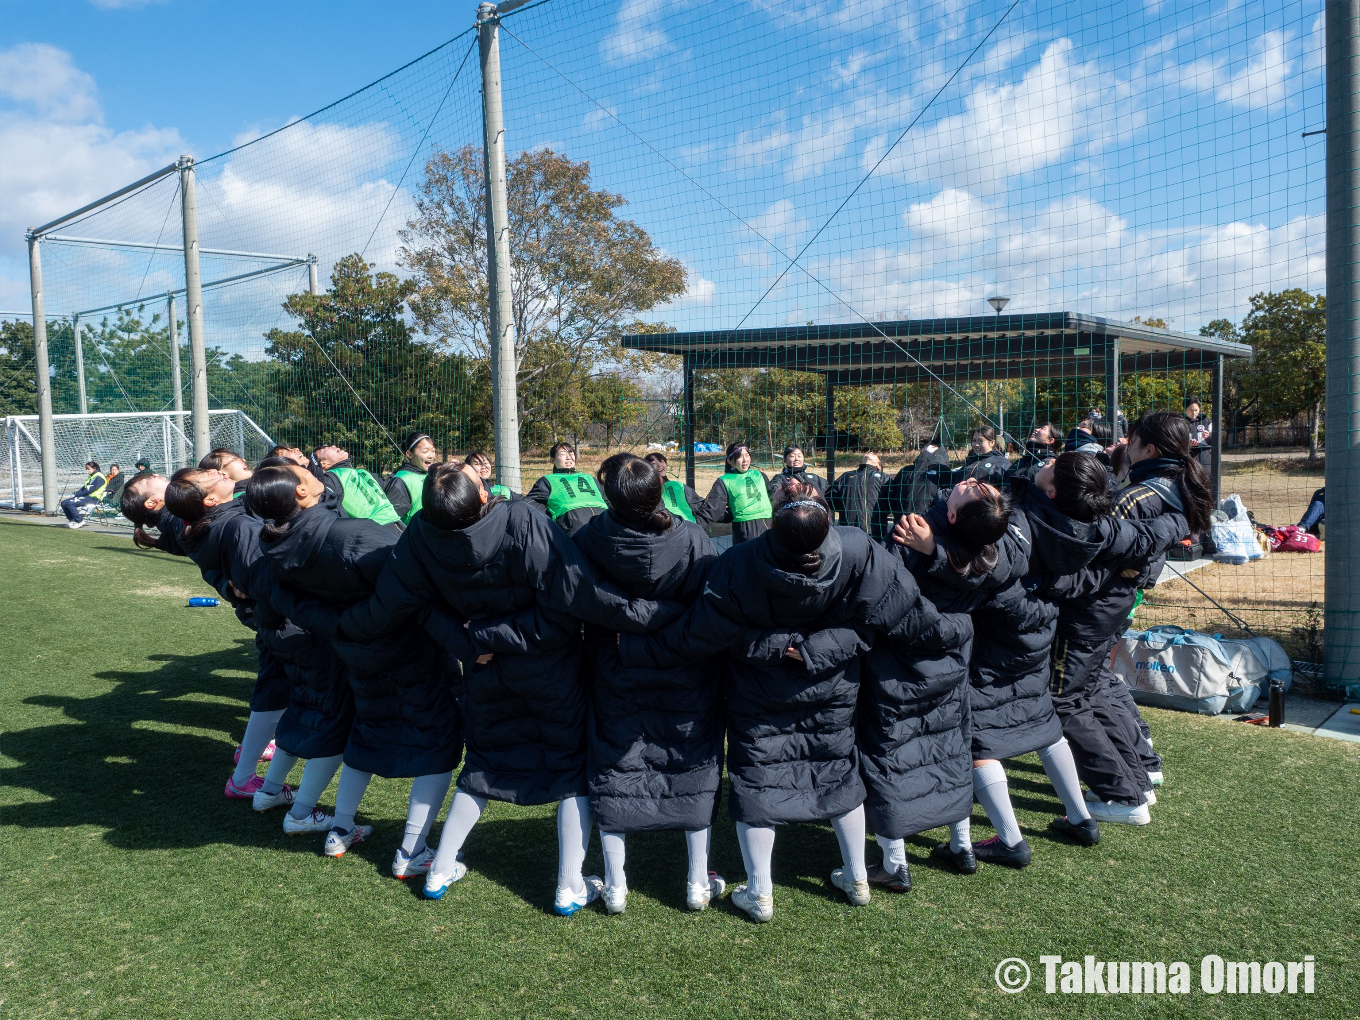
<box><xmin>600</xmin><ymin>829</ymin><xmax>627</xmax><ymax>890</ymax></box>
<box><xmin>556</xmin><ymin>796</ymin><xmax>595</xmax><ymax>894</ymax></box>
<box><xmin>230</xmin><ymin>709</ymin><xmax>285</xmax><ymax>786</ymax></box>
<box><xmin>735</xmin><ymin>822</ymin><xmax>775</xmax><ymax>898</ymax></box>
<box><xmin>950</xmin><ymin>816</ymin><xmax>972</xmax><ymax>852</ymax></box>
<box><xmin>831</xmin><ymin>805</ymin><xmax>868</xmax><ymax>882</ymax></box>
<box><xmin>331</xmin><ymin>767</ymin><xmax>373</xmax><ymax>832</ymax></box>
<box><xmin>875</xmin><ymin>834</ymin><xmax>907</xmax><ymax>871</ymax></box>
<box><xmin>1038</xmin><ymin>738</ymin><xmax>1092</xmax><ymax>822</ymax></box>
<box><xmin>685</xmin><ymin>829</ymin><xmax>711</xmax><ymax>887</ymax></box>
<box><xmin>429</xmin><ymin>790</ymin><xmax>485</xmax><ymax>881</ymax></box>
<box><xmin>972</xmin><ymin>762</ymin><xmax>1023</xmax><ymax>847</ymax></box>
<box><xmin>288</xmin><ymin>754</ymin><xmax>343</xmax><ymax>819</ymax></box>
<box><xmin>402</xmin><ymin>772</ymin><xmax>453</xmax><ymax>855</ymax></box>
<box><xmin>260</xmin><ymin>750</ymin><xmax>299</xmax><ymax>795</ymax></box>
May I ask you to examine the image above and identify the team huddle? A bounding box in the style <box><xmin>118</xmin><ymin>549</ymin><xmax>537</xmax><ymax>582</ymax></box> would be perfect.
<box><xmin>115</xmin><ymin>409</ymin><xmax>1210</xmax><ymax>922</ymax></box>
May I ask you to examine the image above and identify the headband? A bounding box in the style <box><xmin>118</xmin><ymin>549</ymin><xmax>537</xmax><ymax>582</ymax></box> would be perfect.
<box><xmin>776</xmin><ymin>499</ymin><xmax>828</xmax><ymax>516</ymax></box>
<box><xmin>404</xmin><ymin>433</ymin><xmax>431</xmax><ymax>452</ymax></box>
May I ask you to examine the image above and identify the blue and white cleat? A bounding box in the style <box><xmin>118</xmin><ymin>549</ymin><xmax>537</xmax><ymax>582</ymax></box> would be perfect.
<box><xmin>323</xmin><ymin>824</ymin><xmax>373</xmax><ymax>858</ymax></box>
<box><xmin>392</xmin><ymin>845</ymin><xmax>436</xmax><ymax>881</ymax></box>
<box><xmin>553</xmin><ymin>875</ymin><xmax>603</xmax><ymax>916</ymax></box>
<box><xmin>422</xmin><ymin>860</ymin><xmax>468</xmax><ymax>899</ymax></box>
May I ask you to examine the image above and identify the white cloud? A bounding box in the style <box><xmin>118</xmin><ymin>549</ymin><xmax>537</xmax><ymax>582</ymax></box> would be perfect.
<box><xmin>903</xmin><ymin>187</ymin><xmax>992</xmax><ymax>246</ymax></box>
<box><xmin>0</xmin><ymin>43</ymin><xmax>101</xmax><ymax>123</ymax></box>
<box><xmin>602</xmin><ymin>0</ymin><xmax>670</xmax><ymax>66</ymax></box>
<box><xmin>1164</xmin><ymin>29</ymin><xmax>1294</xmax><ymax>111</ymax></box>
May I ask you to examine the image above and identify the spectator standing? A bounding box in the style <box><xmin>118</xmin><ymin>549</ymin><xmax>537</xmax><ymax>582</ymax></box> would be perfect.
<box><xmin>769</xmin><ymin>444</ymin><xmax>827</xmax><ymax>499</ymax></box>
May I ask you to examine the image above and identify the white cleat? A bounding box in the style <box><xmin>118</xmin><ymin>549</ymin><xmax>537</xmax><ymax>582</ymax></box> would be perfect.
<box><xmin>391</xmin><ymin>846</ymin><xmax>436</xmax><ymax>881</ymax></box>
<box><xmin>423</xmin><ymin>860</ymin><xmax>468</xmax><ymax>899</ymax></box>
<box><xmin>1147</xmin><ymin>770</ymin><xmax>1165</xmax><ymax>787</ymax></box>
<box><xmin>323</xmin><ymin>824</ymin><xmax>374</xmax><ymax>857</ymax></box>
<box><xmin>1085</xmin><ymin>799</ymin><xmax>1151</xmax><ymax>825</ymax></box>
<box><xmin>730</xmin><ymin>884</ymin><xmax>774</xmax><ymax>923</ymax></box>
<box><xmin>67</xmin><ymin>520</ymin><xmax>85</xmax><ymax>529</ymax></box>
<box><xmin>252</xmin><ymin>785</ymin><xmax>294</xmax><ymax>812</ymax></box>
<box><xmin>830</xmin><ymin>868</ymin><xmax>871</xmax><ymax>906</ymax></box>
<box><xmin>602</xmin><ymin>883</ymin><xmax>628</xmax><ymax>915</ymax></box>
<box><xmin>282</xmin><ymin>808</ymin><xmax>335</xmax><ymax>835</ymax></box>
<box><xmin>554</xmin><ymin>875</ymin><xmax>604</xmax><ymax>916</ymax></box>
<box><xmin>686</xmin><ymin>872</ymin><xmax>726</xmax><ymax>912</ymax></box>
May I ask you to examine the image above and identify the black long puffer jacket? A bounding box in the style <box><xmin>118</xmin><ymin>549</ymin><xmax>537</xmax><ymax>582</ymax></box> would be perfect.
<box><xmin>620</xmin><ymin>526</ymin><xmax>944</xmax><ymax>827</ymax></box>
<box><xmin>260</xmin><ymin>502</ymin><xmax>462</xmax><ymax>778</ymax></box>
<box><xmin>573</xmin><ymin>510</ymin><xmax>722</xmax><ymax>833</ymax></box>
<box><xmin>336</xmin><ymin>499</ymin><xmax>680</xmax><ymax>806</ymax></box>
<box><xmin>179</xmin><ymin>499</ymin><xmax>292</xmax><ymax>715</ymax></box>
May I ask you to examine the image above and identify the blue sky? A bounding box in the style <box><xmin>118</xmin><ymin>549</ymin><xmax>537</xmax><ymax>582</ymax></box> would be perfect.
<box><xmin>1</xmin><ymin>0</ymin><xmax>1328</xmax><ymax>353</ymax></box>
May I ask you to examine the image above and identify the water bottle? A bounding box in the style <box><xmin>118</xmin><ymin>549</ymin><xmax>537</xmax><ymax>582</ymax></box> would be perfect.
<box><xmin>1268</xmin><ymin>678</ymin><xmax>1285</xmax><ymax>728</ymax></box>
<box><xmin>188</xmin><ymin>597</ymin><xmax>219</xmax><ymax>608</ymax></box>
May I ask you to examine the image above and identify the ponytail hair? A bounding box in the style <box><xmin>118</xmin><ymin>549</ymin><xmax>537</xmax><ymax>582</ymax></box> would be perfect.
<box><xmin>244</xmin><ymin>466</ymin><xmax>306</xmax><ymax>542</ymax></box>
<box><xmin>120</xmin><ymin>477</ymin><xmax>161</xmax><ymax>549</ymax></box>
<box><xmin>1128</xmin><ymin>410</ymin><xmax>1213</xmax><ymax>533</ymax></box>
<box><xmin>164</xmin><ymin>468</ymin><xmax>216</xmax><ymax>543</ymax></box>
<box><xmin>1051</xmin><ymin>451</ymin><xmax>1114</xmax><ymax>522</ymax></box>
<box><xmin>771</xmin><ymin>481</ymin><xmax>830</xmax><ymax>576</ymax></box>
<box><xmin>947</xmin><ymin>484</ymin><xmax>1011</xmax><ymax>577</ymax></box>
<box><xmin>423</xmin><ymin>463</ymin><xmax>501</xmax><ymax>531</ymax></box>
<box><xmin>598</xmin><ymin>452</ymin><xmax>671</xmax><ymax>533</ymax></box>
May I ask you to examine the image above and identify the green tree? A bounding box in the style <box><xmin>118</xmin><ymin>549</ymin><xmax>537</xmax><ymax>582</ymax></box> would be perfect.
<box><xmin>400</xmin><ymin>146</ymin><xmax>687</xmax><ymax>445</ymax></box>
<box><xmin>264</xmin><ymin>254</ymin><xmax>488</xmax><ymax>468</ymax></box>
<box><xmin>1</xmin><ymin>318</ymin><xmax>38</xmax><ymax>416</ymax></box>
<box><xmin>583</xmin><ymin>374</ymin><xmax>645</xmax><ymax>451</ymax></box>
<box><xmin>1238</xmin><ymin>289</ymin><xmax>1326</xmax><ymax>460</ymax></box>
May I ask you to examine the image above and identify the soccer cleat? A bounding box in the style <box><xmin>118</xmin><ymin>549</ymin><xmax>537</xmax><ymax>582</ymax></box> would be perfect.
<box><xmin>730</xmin><ymin>884</ymin><xmax>774</xmax><ymax>923</ymax></box>
<box><xmin>973</xmin><ymin>836</ymin><xmax>1033</xmax><ymax>869</ymax></box>
<box><xmin>391</xmin><ymin>845</ymin><xmax>436</xmax><ymax>880</ymax></box>
<box><xmin>233</xmin><ymin>740</ymin><xmax>277</xmax><ymax>766</ymax></box>
<box><xmin>931</xmin><ymin>842</ymin><xmax>978</xmax><ymax>875</ymax></box>
<box><xmin>830</xmin><ymin>868</ymin><xmax>871</xmax><ymax>906</ymax></box>
<box><xmin>251</xmin><ymin>784</ymin><xmax>294</xmax><ymax>812</ymax></box>
<box><xmin>224</xmin><ymin>774</ymin><xmax>265</xmax><ymax>799</ymax></box>
<box><xmin>1085</xmin><ymin>799</ymin><xmax>1151</xmax><ymax>825</ymax></box>
<box><xmin>66</xmin><ymin>520</ymin><xmax>85</xmax><ymax>529</ymax></box>
<box><xmin>865</xmin><ymin>861</ymin><xmax>911</xmax><ymax>892</ymax></box>
<box><xmin>553</xmin><ymin>875</ymin><xmax>604</xmax><ymax>916</ymax></box>
<box><xmin>602</xmin><ymin>883</ymin><xmax>628</xmax><ymax>915</ymax></box>
<box><xmin>323</xmin><ymin>824</ymin><xmax>374</xmax><ymax>857</ymax></box>
<box><xmin>282</xmin><ymin>807</ymin><xmax>335</xmax><ymax>835</ymax></box>
<box><xmin>1147</xmin><ymin>770</ymin><xmax>1165</xmax><ymax>787</ymax></box>
<box><xmin>1049</xmin><ymin>815</ymin><xmax>1101</xmax><ymax>846</ymax></box>
<box><xmin>423</xmin><ymin>861</ymin><xmax>468</xmax><ymax>899</ymax></box>
<box><xmin>686</xmin><ymin>872</ymin><xmax>726</xmax><ymax>911</ymax></box>
<box><xmin>1144</xmin><ymin>790</ymin><xmax>1157</xmax><ymax>806</ymax></box>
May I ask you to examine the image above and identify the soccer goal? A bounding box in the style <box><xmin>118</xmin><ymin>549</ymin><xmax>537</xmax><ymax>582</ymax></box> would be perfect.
<box><xmin>1</xmin><ymin>409</ymin><xmax>274</xmax><ymax>514</ymax></box>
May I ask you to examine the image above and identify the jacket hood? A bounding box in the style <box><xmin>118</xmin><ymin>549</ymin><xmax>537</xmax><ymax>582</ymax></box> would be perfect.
<box><xmin>180</xmin><ymin>498</ymin><xmax>248</xmax><ymax>562</ymax></box>
<box><xmin>405</xmin><ymin>496</ymin><xmax>515</xmax><ymax>570</ymax></box>
<box><xmin>576</xmin><ymin>509</ymin><xmax>694</xmax><ymax>591</ymax></box>
<box><xmin>748</xmin><ymin>524</ymin><xmax>843</xmax><ymax>599</ymax></box>
<box><xmin>1010</xmin><ymin>477</ymin><xmax>1105</xmax><ymax>574</ymax></box>
<box><xmin>259</xmin><ymin>500</ymin><xmax>339</xmax><ymax>573</ymax></box>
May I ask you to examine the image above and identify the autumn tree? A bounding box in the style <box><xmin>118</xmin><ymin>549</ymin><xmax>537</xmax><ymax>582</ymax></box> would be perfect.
<box><xmin>399</xmin><ymin>146</ymin><xmax>687</xmax><ymax>445</ymax></box>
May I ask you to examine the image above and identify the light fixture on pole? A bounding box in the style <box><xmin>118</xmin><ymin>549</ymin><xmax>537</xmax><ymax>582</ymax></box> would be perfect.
<box><xmin>988</xmin><ymin>297</ymin><xmax>1009</xmax><ymax>315</ymax></box>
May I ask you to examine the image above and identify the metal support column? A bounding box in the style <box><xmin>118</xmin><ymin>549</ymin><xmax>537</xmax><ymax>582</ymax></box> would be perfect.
<box><xmin>72</xmin><ymin>313</ymin><xmax>87</xmax><ymax>415</ymax></box>
<box><xmin>1326</xmin><ymin>0</ymin><xmax>1360</xmax><ymax>683</ymax></box>
<box><xmin>26</xmin><ymin>235</ymin><xmax>58</xmax><ymax>513</ymax></box>
<box><xmin>824</xmin><ymin>374</ymin><xmax>837</xmax><ymax>483</ymax></box>
<box><xmin>167</xmin><ymin>292</ymin><xmax>186</xmax><ymax>467</ymax></box>
<box><xmin>1104</xmin><ymin>335</ymin><xmax>1122</xmax><ymax>440</ymax></box>
<box><xmin>308</xmin><ymin>255</ymin><xmax>319</xmax><ymax>296</ymax></box>
<box><xmin>179</xmin><ymin>155</ymin><xmax>211</xmax><ymax>461</ymax></box>
<box><xmin>479</xmin><ymin>2</ymin><xmax>523</xmax><ymax>492</ymax></box>
<box><xmin>1211</xmin><ymin>354</ymin><xmax>1224</xmax><ymax>504</ymax></box>
<box><xmin>683</xmin><ymin>359</ymin><xmax>696</xmax><ymax>490</ymax></box>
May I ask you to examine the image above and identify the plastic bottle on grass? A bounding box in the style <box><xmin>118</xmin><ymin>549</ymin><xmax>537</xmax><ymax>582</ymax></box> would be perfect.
<box><xmin>188</xmin><ymin>597</ymin><xmax>219</xmax><ymax>607</ymax></box>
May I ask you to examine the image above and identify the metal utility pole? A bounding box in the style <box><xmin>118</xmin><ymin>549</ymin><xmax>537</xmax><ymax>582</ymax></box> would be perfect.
<box><xmin>308</xmin><ymin>254</ymin><xmax>319</xmax><ymax>296</ymax></box>
<box><xmin>1326</xmin><ymin>0</ymin><xmax>1360</xmax><ymax>684</ymax></box>
<box><xmin>168</xmin><ymin>292</ymin><xmax>186</xmax><ymax>466</ymax></box>
<box><xmin>26</xmin><ymin>234</ymin><xmax>58</xmax><ymax>513</ymax></box>
<box><xmin>72</xmin><ymin>313</ymin><xmax>87</xmax><ymax>414</ymax></box>
<box><xmin>179</xmin><ymin>155</ymin><xmax>211</xmax><ymax>461</ymax></box>
<box><xmin>479</xmin><ymin>1</ymin><xmax>523</xmax><ymax>492</ymax></box>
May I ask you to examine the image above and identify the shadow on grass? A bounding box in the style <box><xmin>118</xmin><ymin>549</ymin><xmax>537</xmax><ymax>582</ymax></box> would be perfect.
<box><xmin>1</xmin><ymin>638</ymin><xmax>317</xmax><ymax>852</ymax></box>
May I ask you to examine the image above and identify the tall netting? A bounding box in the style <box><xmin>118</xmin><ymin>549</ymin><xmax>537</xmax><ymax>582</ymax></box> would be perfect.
<box><xmin>4</xmin><ymin>0</ymin><xmax>1338</xmax><ymax>678</ymax></box>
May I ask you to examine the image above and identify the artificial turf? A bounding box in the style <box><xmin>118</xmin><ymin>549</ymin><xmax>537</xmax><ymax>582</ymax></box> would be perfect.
<box><xmin>1</xmin><ymin>518</ymin><xmax>1357</xmax><ymax>1019</ymax></box>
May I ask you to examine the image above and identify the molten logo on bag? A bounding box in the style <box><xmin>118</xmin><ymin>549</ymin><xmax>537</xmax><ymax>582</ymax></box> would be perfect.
<box><xmin>1135</xmin><ymin>660</ymin><xmax>1175</xmax><ymax>674</ymax></box>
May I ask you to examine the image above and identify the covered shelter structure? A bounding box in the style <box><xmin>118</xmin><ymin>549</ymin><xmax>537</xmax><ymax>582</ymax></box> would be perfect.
<box><xmin>622</xmin><ymin>311</ymin><xmax>1253</xmax><ymax>497</ymax></box>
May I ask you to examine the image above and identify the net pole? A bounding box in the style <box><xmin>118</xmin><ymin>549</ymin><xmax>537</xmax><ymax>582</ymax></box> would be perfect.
<box><xmin>26</xmin><ymin>235</ymin><xmax>58</xmax><ymax>513</ymax></box>
<box><xmin>307</xmin><ymin>255</ymin><xmax>319</xmax><ymax>296</ymax></box>
<box><xmin>73</xmin><ymin>313</ymin><xmax>87</xmax><ymax>415</ymax></box>
<box><xmin>479</xmin><ymin>2</ymin><xmax>523</xmax><ymax>492</ymax></box>
<box><xmin>824</xmin><ymin>375</ymin><xmax>836</xmax><ymax>483</ymax></box>
<box><xmin>1104</xmin><ymin>335</ymin><xmax>1122</xmax><ymax>441</ymax></box>
<box><xmin>167</xmin><ymin>293</ymin><xmax>186</xmax><ymax>466</ymax></box>
<box><xmin>683</xmin><ymin>359</ymin><xmax>695</xmax><ymax>489</ymax></box>
<box><xmin>1326</xmin><ymin>0</ymin><xmax>1360</xmax><ymax>684</ymax></box>
<box><xmin>1211</xmin><ymin>354</ymin><xmax>1223</xmax><ymax>504</ymax></box>
<box><xmin>178</xmin><ymin>155</ymin><xmax>211</xmax><ymax>461</ymax></box>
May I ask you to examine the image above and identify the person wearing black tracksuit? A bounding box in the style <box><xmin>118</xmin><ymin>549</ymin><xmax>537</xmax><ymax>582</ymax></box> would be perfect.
<box><xmin>826</xmin><ymin>453</ymin><xmax>891</xmax><ymax>538</ymax></box>
<box><xmin>693</xmin><ymin>442</ymin><xmax>773</xmax><ymax>544</ymax></box>
<box><xmin>618</xmin><ymin>482</ymin><xmax>949</xmax><ymax>922</ymax></box>
<box><xmin>643</xmin><ymin>452</ymin><xmax>702</xmax><ymax>522</ymax></box>
<box><xmin>572</xmin><ymin>454</ymin><xmax>725</xmax><ymax>913</ymax></box>
<box><xmin>525</xmin><ymin>442</ymin><xmax>610</xmax><ymax>536</ymax></box>
<box><xmin>768</xmin><ymin>444</ymin><xmax>827</xmax><ymax>499</ymax></box>
<box><xmin>247</xmin><ymin>464</ymin><xmax>463</xmax><ymax>874</ymax></box>
<box><xmin>329</xmin><ymin>462</ymin><xmax>680</xmax><ymax>914</ymax></box>
<box><xmin>1006</xmin><ymin>425</ymin><xmax>1062</xmax><ymax>484</ymax></box>
<box><xmin>958</xmin><ymin>427</ymin><xmax>1010</xmax><ymax>486</ymax></box>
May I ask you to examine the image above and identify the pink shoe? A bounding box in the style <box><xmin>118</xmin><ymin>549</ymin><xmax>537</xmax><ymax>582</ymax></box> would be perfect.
<box><xmin>224</xmin><ymin>774</ymin><xmax>266</xmax><ymax>799</ymax></box>
<box><xmin>233</xmin><ymin>740</ymin><xmax>277</xmax><ymax>765</ymax></box>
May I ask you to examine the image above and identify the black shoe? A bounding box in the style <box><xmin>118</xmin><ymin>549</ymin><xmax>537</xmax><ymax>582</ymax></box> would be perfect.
<box><xmin>931</xmin><ymin>842</ymin><xmax>978</xmax><ymax>875</ymax></box>
<box><xmin>972</xmin><ymin>836</ymin><xmax>1032</xmax><ymax>869</ymax></box>
<box><xmin>1049</xmin><ymin>815</ymin><xmax>1100</xmax><ymax>846</ymax></box>
<box><xmin>866</xmin><ymin>861</ymin><xmax>911</xmax><ymax>892</ymax></box>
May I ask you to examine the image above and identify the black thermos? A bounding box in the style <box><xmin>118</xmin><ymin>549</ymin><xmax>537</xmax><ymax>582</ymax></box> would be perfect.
<box><xmin>1268</xmin><ymin>679</ymin><xmax>1286</xmax><ymax>728</ymax></box>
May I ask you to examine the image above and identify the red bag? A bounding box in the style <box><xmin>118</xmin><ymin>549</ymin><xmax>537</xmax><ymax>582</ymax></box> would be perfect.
<box><xmin>1272</xmin><ymin>525</ymin><xmax>1320</xmax><ymax>553</ymax></box>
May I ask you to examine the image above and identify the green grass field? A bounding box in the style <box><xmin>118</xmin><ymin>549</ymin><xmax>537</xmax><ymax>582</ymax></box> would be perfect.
<box><xmin>2</xmin><ymin>518</ymin><xmax>1357</xmax><ymax>1019</ymax></box>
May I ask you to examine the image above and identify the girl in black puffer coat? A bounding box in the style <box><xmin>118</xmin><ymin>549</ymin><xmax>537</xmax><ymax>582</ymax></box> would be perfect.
<box><xmin>619</xmin><ymin>482</ymin><xmax>949</xmax><ymax>923</ymax></box>
<box><xmin>332</xmin><ymin>463</ymin><xmax>679</xmax><ymax>915</ymax></box>
<box><xmin>247</xmin><ymin>464</ymin><xmax>463</xmax><ymax>877</ymax></box>
<box><xmin>572</xmin><ymin>454</ymin><xmax>725</xmax><ymax>914</ymax></box>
